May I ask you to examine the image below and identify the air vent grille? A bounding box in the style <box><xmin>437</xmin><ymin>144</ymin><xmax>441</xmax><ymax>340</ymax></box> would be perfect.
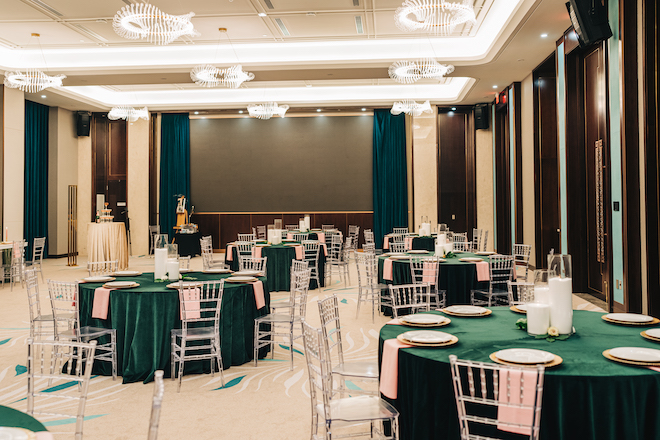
<box><xmin>353</xmin><ymin>0</ymin><xmax>360</xmax><ymax>6</ymax></box>
<box><xmin>275</xmin><ymin>18</ymin><xmax>290</xmax><ymax>36</ymax></box>
<box><xmin>263</xmin><ymin>0</ymin><xmax>274</xmax><ymax>9</ymax></box>
<box><xmin>28</xmin><ymin>0</ymin><xmax>63</xmax><ymax>17</ymax></box>
<box><xmin>355</xmin><ymin>16</ymin><xmax>364</xmax><ymax>34</ymax></box>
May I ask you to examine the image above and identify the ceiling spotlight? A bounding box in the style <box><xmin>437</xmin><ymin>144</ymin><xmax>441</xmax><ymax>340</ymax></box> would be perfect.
<box><xmin>361</xmin><ymin>108</ymin><xmax>366</xmax><ymax>111</ymax></box>
<box><xmin>540</xmin><ymin>33</ymin><xmax>548</xmax><ymax>38</ymax></box>
<box><xmin>194</xmin><ymin>111</ymin><xmax>199</xmax><ymax>114</ymax></box>
<box><xmin>451</xmin><ymin>107</ymin><xmax>457</xmax><ymax>111</ymax></box>
<box><xmin>239</xmin><ymin>110</ymin><xmax>244</xmax><ymax>113</ymax></box>
<box><xmin>492</xmin><ymin>85</ymin><xmax>498</xmax><ymax>89</ymax></box>
<box><xmin>258</xmin><ymin>12</ymin><xmax>267</xmax><ymax>17</ymax></box>
<box><xmin>317</xmin><ymin>109</ymin><xmax>322</xmax><ymax>112</ymax></box>
<box><xmin>41</xmin><ymin>95</ymin><xmax>47</xmax><ymax>98</ymax></box>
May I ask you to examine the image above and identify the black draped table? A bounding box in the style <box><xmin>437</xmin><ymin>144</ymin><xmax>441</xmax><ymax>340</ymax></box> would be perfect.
<box><xmin>379</xmin><ymin>309</ymin><xmax>660</xmax><ymax>440</ymax></box>
<box><xmin>173</xmin><ymin>232</ymin><xmax>202</xmax><ymax>257</ymax></box>
<box><xmin>383</xmin><ymin>234</ymin><xmax>436</xmax><ymax>251</ymax></box>
<box><xmin>79</xmin><ymin>272</ymin><xmax>270</xmax><ymax>384</ymax></box>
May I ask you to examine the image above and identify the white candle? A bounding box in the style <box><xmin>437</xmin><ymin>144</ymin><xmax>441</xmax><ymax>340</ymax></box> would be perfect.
<box><xmin>444</xmin><ymin>242</ymin><xmax>453</xmax><ymax>254</ymax></box>
<box><xmin>299</xmin><ymin>219</ymin><xmax>306</xmax><ymax>232</ymax></box>
<box><xmin>527</xmin><ymin>303</ymin><xmax>550</xmax><ymax>336</ymax></box>
<box><xmin>154</xmin><ymin>248</ymin><xmax>168</xmax><ymax>280</ymax></box>
<box><xmin>548</xmin><ymin>277</ymin><xmax>573</xmax><ymax>334</ymax></box>
<box><xmin>167</xmin><ymin>259</ymin><xmax>180</xmax><ymax>281</ymax></box>
<box><xmin>534</xmin><ymin>286</ymin><xmax>551</xmax><ymax>305</ymax></box>
<box><xmin>304</xmin><ymin>216</ymin><xmax>310</xmax><ymax>230</ymax></box>
<box><xmin>271</xmin><ymin>229</ymin><xmax>282</xmax><ymax>245</ymax></box>
<box><xmin>437</xmin><ymin>234</ymin><xmax>446</xmax><ymax>246</ymax></box>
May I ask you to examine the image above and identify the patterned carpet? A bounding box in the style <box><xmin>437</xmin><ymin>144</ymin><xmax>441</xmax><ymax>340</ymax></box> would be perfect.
<box><xmin>0</xmin><ymin>255</ymin><xmax>604</xmax><ymax>439</ymax></box>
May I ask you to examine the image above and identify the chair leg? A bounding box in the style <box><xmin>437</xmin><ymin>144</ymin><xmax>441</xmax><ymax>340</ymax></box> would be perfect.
<box><xmin>170</xmin><ymin>334</ymin><xmax>176</xmax><ymax>381</ymax></box>
<box><xmin>215</xmin><ymin>339</ymin><xmax>225</xmax><ymax>387</ymax></box>
<box><xmin>253</xmin><ymin>321</ymin><xmax>259</xmax><ymax>367</ymax></box>
<box><xmin>177</xmin><ymin>341</ymin><xmax>186</xmax><ymax>392</ymax></box>
<box><xmin>110</xmin><ymin>331</ymin><xmax>117</xmax><ymax>381</ymax></box>
<box><xmin>289</xmin><ymin>324</ymin><xmax>294</xmax><ymax>371</ymax></box>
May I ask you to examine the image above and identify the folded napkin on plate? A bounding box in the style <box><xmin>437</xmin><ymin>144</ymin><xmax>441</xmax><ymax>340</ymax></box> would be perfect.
<box><xmin>380</xmin><ymin>338</ymin><xmax>413</xmax><ymax>399</ymax></box>
<box><xmin>317</xmin><ymin>232</ymin><xmax>325</xmax><ymax>243</ymax></box>
<box><xmin>497</xmin><ymin>369</ymin><xmax>538</xmax><ymax>435</ymax></box>
<box><xmin>250</xmin><ymin>280</ymin><xmax>266</xmax><ymax>309</ymax></box>
<box><xmin>404</xmin><ymin>237</ymin><xmax>414</xmax><ymax>251</ymax></box>
<box><xmin>252</xmin><ymin>246</ymin><xmax>262</xmax><ymax>258</ymax></box>
<box><xmin>386</xmin><ymin>319</ymin><xmax>402</xmax><ymax>325</ymax></box>
<box><xmin>226</xmin><ymin>245</ymin><xmax>235</xmax><ymax>261</ymax></box>
<box><xmin>383</xmin><ymin>236</ymin><xmax>390</xmax><ymax>250</ymax></box>
<box><xmin>294</xmin><ymin>245</ymin><xmax>304</xmax><ymax>260</ymax></box>
<box><xmin>180</xmin><ymin>288</ymin><xmax>201</xmax><ymax>320</ymax></box>
<box><xmin>287</xmin><ymin>233</ymin><xmax>293</xmax><ymax>240</ymax></box>
<box><xmin>92</xmin><ymin>287</ymin><xmax>114</xmax><ymax>319</ymax></box>
<box><xmin>422</xmin><ymin>262</ymin><xmax>437</xmax><ymax>284</ymax></box>
<box><xmin>383</xmin><ymin>258</ymin><xmax>394</xmax><ymax>281</ymax></box>
<box><xmin>475</xmin><ymin>261</ymin><xmax>489</xmax><ymax>281</ymax></box>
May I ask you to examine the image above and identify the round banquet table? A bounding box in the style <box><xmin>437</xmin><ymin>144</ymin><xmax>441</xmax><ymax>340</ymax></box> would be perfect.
<box><xmin>383</xmin><ymin>234</ymin><xmax>436</xmax><ymax>251</ymax></box>
<box><xmin>378</xmin><ymin>309</ymin><xmax>660</xmax><ymax>440</ymax></box>
<box><xmin>173</xmin><ymin>231</ymin><xmax>202</xmax><ymax>257</ymax></box>
<box><xmin>86</xmin><ymin>222</ymin><xmax>129</xmax><ymax>269</ymax></box>
<box><xmin>78</xmin><ymin>272</ymin><xmax>270</xmax><ymax>384</ymax></box>
<box><xmin>378</xmin><ymin>252</ymin><xmax>489</xmax><ymax>309</ymax></box>
<box><xmin>0</xmin><ymin>405</ymin><xmax>48</xmax><ymax>432</ymax></box>
<box><xmin>225</xmin><ymin>243</ymin><xmax>326</xmax><ymax>292</ymax></box>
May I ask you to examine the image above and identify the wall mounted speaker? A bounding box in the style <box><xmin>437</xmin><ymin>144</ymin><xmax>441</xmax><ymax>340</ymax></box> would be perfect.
<box><xmin>76</xmin><ymin>111</ymin><xmax>91</xmax><ymax>137</ymax></box>
<box><xmin>474</xmin><ymin>104</ymin><xmax>489</xmax><ymax>130</ymax></box>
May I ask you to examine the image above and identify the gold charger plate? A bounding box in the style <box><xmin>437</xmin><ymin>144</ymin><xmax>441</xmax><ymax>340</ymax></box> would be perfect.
<box><xmin>602</xmin><ymin>349</ymin><xmax>660</xmax><ymax>367</ymax></box>
<box><xmin>80</xmin><ymin>276</ymin><xmax>116</xmax><ymax>283</ymax></box>
<box><xmin>601</xmin><ymin>315</ymin><xmax>660</xmax><ymax>326</ymax></box>
<box><xmin>396</xmin><ymin>333</ymin><xmax>458</xmax><ymax>348</ymax></box>
<box><xmin>102</xmin><ymin>282</ymin><xmax>139</xmax><ymax>289</ymax></box>
<box><xmin>510</xmin><ymin>306</ymin><xmax>526</xmax><ymax>314</ymax></box>
<box><xmin>398</xmin><ymin>317</ymin><xmax>452</xmax><ymax>328</ymax></box>
<box><xmin>641</xmin><ymin>331</ymin><xmax>660</xmax><ymax>343</ymax></box>
<box><xmin>489</xmin><ymin>352</ymin><xmax>563</xmax><ymax>368</ymax></box>
<box><xmin>441</xmin><ymin>308</ymin><xmax>493</xmax><ymax>318</ymax></box>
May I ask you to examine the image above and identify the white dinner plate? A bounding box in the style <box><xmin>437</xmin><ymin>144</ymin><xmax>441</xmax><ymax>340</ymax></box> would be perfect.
<box><xmin>203</xmin><ymin>268</ymin><xmax>232</xmax><ymax>274</ymax></box>
<box><xmin>112</xmin><ymin>270</ymin><xmax>141</xmax><ymax>277</ymax></box>
<box><xmin>609</xmin><ymin>347</ymin><xmax>660</xmax><ymax>363</ymax></box>
<box><xmin>399</xmin><ymin>314</ymin><xmax>449</xmax><ymax>326</ymax></box>
<box><xmin>178</xmin><ymin>268</ymin><xmax>191</xmax><ymax>274</ymax></box>
<box><xmin>475</xmin><ymin>251</ymin><xmax>496</xmax><ymax>256</ymax></box>
<box><xmin>444</xmin><ymin>305</ymin><xmax>489</xmax><ymax>315</ymax></box>
<box><xmin>233</xmin><ymin>270</ymin><xmax>263</xmax><ymax>276</ymax></box>
<box><xmin>645</xmin><ymin>328</ymin><xmax>660</xmax><ymax>339</ymax></box>
<box><xmin>167</xmin><ymin>282</ymin><xmax>202</xmax><ymax>289</ymax></box>
<box><xmin>495</xmin><ymin>348</ymin><xmax>555</xmax><ymax>365</ymax></box>
<box><xmin>389</xmin><ymin>255</ymin><xmax>411</xmax><ymax>260</ymax></box>
<box><xmin>82</xmin><ymin>276</ymin><xmax>115</xmax><ymax>283</ymax></box>
<box><xmin>605</xmin><ymin>313</ymin><xmax>655</xmax><ymax>324</ymax></box>
<box><xmin>0</xmin><ymin>427</ymin><xmax>33</xmax><ymax>440</ymax></box>
<box><xmin>103</xmin><ymin>281</ymin><xmax>138</xmax><ymax>289</ymax></box>
<box><xmin>407</xmin><ymin>250</ymin><xmax>429</xmax><ymax>254</ymax></box>
<box><xmin>459</xmin><ymin>257</ymin><xmax>484</xmax><ymax>263</ymax></box>
<box><xmin>281</xmin><ymin>239</ymin><xmax>297</xmax><ymax>243</ymax></box>
<box><xmin>515</xmin><ymin>304</ymin><xmax>529</xmax><ymax>312</ymax></box>
<box><xmin>225</xmin><ymin>276</ymin><xmax>258</xmax><ymax>283</ymax></box>
<box><xmin>400</xmin><ymin>330</ymin><xmax>453</xmax><ymax>344</ymax></box>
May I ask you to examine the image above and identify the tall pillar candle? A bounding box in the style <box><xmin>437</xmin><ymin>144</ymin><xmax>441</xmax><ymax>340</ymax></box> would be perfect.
<box><xmin>167</xmin><ymin>259</ymin><xmax>180</xmax><ymax>281</ymax></box>
<box><xmin>304</xmin><ymin>216</ymin><xmax>310</xmax><ymax>230</ymax></box>
<box><xmin>548</xmin><ymin>277</ymin><xmax>573</xmax><ymax>334</ymax></box>
<box><xmin>299</xmin><ymin>219</ymin><xmax>306</xmax><ymax>232</ymax></box>
<box><xmin>154</xmin><ymin>248</ymin><xmax>168</xmax><ymax>280</ymax></box>
<box><xmin>527</xmin><ymin>303</ymin><xmax>551</xmax><ymax>336</ymax></box>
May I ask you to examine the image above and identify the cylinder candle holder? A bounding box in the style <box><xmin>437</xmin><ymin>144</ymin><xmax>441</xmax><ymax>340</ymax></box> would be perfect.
<box><xmin>527</xmin><ymin>303</ymin><xmax>551</xmax><ymax>336</ymax></box>
<box><xmin>547</xmin><ymin>254</ymin><xmax>573</xmax><ymax>334</ymax></box>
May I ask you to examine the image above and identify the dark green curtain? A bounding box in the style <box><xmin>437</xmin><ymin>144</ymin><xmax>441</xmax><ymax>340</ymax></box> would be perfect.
<box><xmin>24</xmin><ymin>100</ymin><xmax>49</xmax><ymax>260</ymax></box>
<box><xmin>373</xmin><ymin>109</ymin><xmax>408</xmax><ymax>247</ymax></box>
<box><xmin>159</xmin><ymin>113</ymin><xmax>191</xmax><ymax>239</ymax></box>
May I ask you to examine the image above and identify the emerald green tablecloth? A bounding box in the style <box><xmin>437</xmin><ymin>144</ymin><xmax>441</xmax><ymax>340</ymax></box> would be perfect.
<box><xmin>225</xmin><ymin>243</ymin><xmax>325</xmax><ymax>291</ymax></box>
<box><xmin>379</xmin><ymin>309</ymin><xmax>660</xmax><ymax>440</ymax></box>
<box><xmin>378</xmin><ymin>252</ymin><xmax>489</xmax><ymax>308</ymax></box>
<box><xmin>411</xmin><ymin>235</ymin><xmax>435</xmax><ymax>251</ymax></box>
<box><xmin>79</xmin><ymin>272</ymin><xmax>270</xmax><ymax>384</ymax></box>
<box><xmin>0</xmin><ymin>405</ymin><xmax>47</xmax><ymax>432</ymax></box>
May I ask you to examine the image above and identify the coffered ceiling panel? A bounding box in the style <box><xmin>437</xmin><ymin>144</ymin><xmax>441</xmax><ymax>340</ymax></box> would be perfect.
<box><xmin>33</xmin><ymin>0</ymin><xmax>124</xmax><ymax>20</ymax></box>
<box><xmin>0</xmin><ymin>0</ymin><xmax>51</xmax><ymax>21</ymax></box>
<box><xmin>0</xmin><ymin>21</ymin><xmax>95</xmax><ymax>47</ymax></box>
<box><xmin>262</xmin><ymin>0</ymin><xmax>363</xmax><ymax>13</ymax></box>
<box><xmin>155</xmin><ymin>0</ymin><xmax>258</xmax><ymax>15</ymax></box>
<box><xmin>192</xmin><ymin>16</ymin><xmax>275</xmax><ymax>41</ymax></box>
<box><xmin>272</xmin><ymin>13</ymin><xmax>366</xmax><ymax>38</ymax></box>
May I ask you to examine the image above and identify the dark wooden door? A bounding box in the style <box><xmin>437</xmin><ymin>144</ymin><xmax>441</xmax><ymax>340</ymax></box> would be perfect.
<box><xmin>92</xmin><ymin>114</ymin><xmax>127</xmax><ymax>224</ymax></box>
<box><xmin>494</xmin><ymin>103</ymin><xmax>511</xmax><ymax>255</ymax></box>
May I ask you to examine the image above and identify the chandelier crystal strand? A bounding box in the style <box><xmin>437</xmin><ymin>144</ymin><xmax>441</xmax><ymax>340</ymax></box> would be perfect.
<box><xmin>391</xmin><ymin>100</ymin><xmax>433</xmax><ymax>116</ymax></box>
<box><xmin>113</xmin><ymin>3</ymin><xmax>199</xmax><ymax>45</ymax></box>
<box><xmin>3</xmin><ymin>69</ymin><xmax>66</xmax><ymax>93</ymax></box>
<box><xmin>395</xmin><ymin>0</ymin><xmax>476</xmax><ymax>35</ymax></box>
<box><xmin>247</xmin><ymin>102</ymin><xmax>289</xmax><ymax>120</ymax></box>
<box><xmin>191</xmin><ymin>65</ymin><xmax>255</xmax><ymax>88</ymax></box>
<box><xmin>389</xmin><ymin>59</ymin><xmax>454</xmax><ymax>84</ymax></box>
<box><xmin>108</xmin><ymin>106</ymin><xmax>150</xmax><ymax>122</ymax></box>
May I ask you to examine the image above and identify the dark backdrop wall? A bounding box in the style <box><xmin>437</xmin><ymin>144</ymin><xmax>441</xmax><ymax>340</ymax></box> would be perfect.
<box><xmin>189</xmin><ymin>115</ymin><xmax>373</xmax><ymax>212</ymax></box>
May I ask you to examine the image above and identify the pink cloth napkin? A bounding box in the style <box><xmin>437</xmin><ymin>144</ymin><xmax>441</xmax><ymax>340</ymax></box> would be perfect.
<box><xmin>475</xmin><ymin>261</ymin><xmax>489</xmax><ymax>281</ymax></box>
<box><xmin>294</xmin><ymin>245</ymin><xmax>304</xmax><ymax>260</ymax></box>
<box><xmin>317</xmin><ymin>232</ymin><xmax>325</xmax><ymax>243</ymax></box>
<box><xmin>250</xmin><ymin>280</ymin><xmax>266</xmax><ymax>309</ymax></box>
<box><xmin>180</xmin><ymin>288</ymin><xmax>201</xmax><ymax>320</ymax></box>
<box><xmin>287</xmin><ymin>233</ymin><xmax>293</xmax><ymax>240</ymax></box>
<box><xmin>320</xmin><ymin>243</ymin><xmax>328</xmax><ymax>256</ymax></box>
<box><xmin>497</xmin><ymin>369</ymin><xmax>538</xmax><ymax>435</ymax></box>
<box><xmin>35</xmin><ymin>433</ymin><xmax>55</xmax><ymax>440</ymax></box>
<box><xmin>92</xmin><ymin>287</ymin><xmax>113</xmax><ymax>319</ymax></box>
<box><xmin>422</xmin><ymin>262</ymin><xmax>437</xmax><ymax>284</ymax></box>
<box><xmin>648</xmin><ymin>367</ymin><xmax>660</xmax><ymax>372</ymax></box>
<box><xmin>405</xmin><ymin>237</ymin><xmax>414</xmax><ymax>251</ymax></box>
<box><xmin>383</xmin><ymin>258</ymin><xmax>394</xmax><ymax>281</ymax></box>
<box><xmin>226</xmin><ymin>244</ymin><xmax>234</xmax><ymax>261</ymax></box>
<box><xmin>252</xmin><ymin>246</ymin><xmax>262</xmax><ymax>258</ymax></box>
<box><xmin>383</xmin><ymin>236</ymin><xmax>390</xmax><ymax>250</ymax></box>
<box><xmin>386</xmin><ymin>319</ymin><xmax>402</xmax><ymax>325</ymax></box>
<box><xmin>380</xmin><ymin>339</ymin><xmax>413</xmax><ymax>399</ymax></box>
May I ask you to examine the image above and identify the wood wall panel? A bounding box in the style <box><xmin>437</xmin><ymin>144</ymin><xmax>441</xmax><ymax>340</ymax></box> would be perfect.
<box><xmin>195</xmin><ymin>213</ymin><xmax>220</xmax><ymax>251</ymax></box>
<box><xmin>494</xmin><ymin>105</ymin><xmax>512</xmax><ymax>255</ymax></box>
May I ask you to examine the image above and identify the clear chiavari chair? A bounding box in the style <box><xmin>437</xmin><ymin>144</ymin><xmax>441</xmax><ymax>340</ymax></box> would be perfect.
<box><xmin>171</xmin><ymin>280</ymin><xmax>225</xmax><ymax>392</ymax></box>
<box><xmin>301</xmin><ymin>320</ymin><xmax>400</xmax><ymax>440</ymax></box>
<box><xmin>364</xmin><ymin>229</ymin><xmax>375</xmax><ymax>245</ymax></box>
<box><xmin>285</xmin><ymin>225</ymin><xmax>298</xmax><ymax>231</ymax></box>
<box><xmin>179</xmin><ymin>255</ymin><xmax>191</xmax><ymax>271</ymax></box>
<box><xmin>409</xmin><ymin>256</ymin><xmax>447</xmax><ymax>309</ymax></box>
<box><xmin>25</xmin><ymin>268</ymin><xmax>59</xmax><ymax>340</ymax></box>
<box><xmin>453</xmin><ymin>232</ymin><xmax>470</xmax><ymax>252</ymax></box>
<box><xmin>471</xmin><ymin>254</ymin><xmax>515</xmax><ymax>306</ymax></box>
<box><xmin>393</xmin><ymin>227</ymin><xmax>409</xmax><ymax>235</ymax></box>
<box><xmin>507</xmin><ymin>280</ymin><xmax>535</xmax><ymax>306</ymax></box>
<box><xmin>87</xmin><ymin>260</ymin><xmax>119</xmax><ymax>276</ymax></box>
<box><xmin>254</xmin><ymin>267</ymin><xmax>311</xmax><ymax>370</ymax></box>
<box><xmin>326</xmin><ymin>234</ymin><xmax>350</xmax><ymax>286</ymax></box>
<box><xmin>274</xmin><ymin>219</ymin><xmax>283</xmax><ymax>229</ymax></box>
<box><xmin>303</xmin><ymin>241</ymin><xmax>321</xmax><ymax>289</ymax></box>
<box><xmin>362</xmin><ymin>242</ymin><xmax>376</xmax><ymax>254</ymax></box>
<box><xmin>47</xmin><ymin>279</ymin><xmax>118</xmax><ymax>380</ymax></box>
<box><xmin>355</xmin><ymin>252</ymin><xmax>387</xmax><ymax>321</ymax></box>
<box><xmin>389</xmin><ymin>241</ymin><xmax>406</xmax><ymax>253</ymax></box>
<box><xmin>449</xmin><ymin>354</ymin><xmax>545</xmax><ymax>440</ymax></box>
<box><xmin>27</xmin><ymin>339</ymin><xmax>97</xmax><ymax>440</ymax></box>
<box><xmin>345</xmin><ymin>225</ymin><xmax>360</xmax><ymax>259</ymax></box>
<box><xmin>270</xmin><ymin>260</ymin><xmax>309</xmax><ymax>313</ymax></box>
<box><xmin>472</xmin><ymin>228</ymin><xmax>489</xmax><ymax>252</ymax></box>
<box><xmin>238</xmin><ymin>233</ymin><xmax>255</xmax><ymax>242</ymax></box>
<box><xmin>236</xmin><ymin>241</ymin><xmax>254</xmax><ymax>265</ymax></box>
<box><xmin>26</xmin><ymin>237</ymin><xmax>46</xmax><ymax>282</ymax></box>
<box><xmin>148</xmin><ymin>225</ymin><xmax>160</xmax><ymax>256</ymax></box>
<box><xmin>9</xmin><ymin>241</ymin><xmax>25</xmax><ymax>291</ymax></box>
<box><xmin>388</xmin><ymin>283</ymin><xmax>432</xmax><ymax>318</ymax></box>
<box><xmin>321</xmin><ymin>224</ymin><xmax>335</xmax><ymax>231</ymax></box>
<box><xmin>513</xmin><ymin>244</ymin><xmax>533</xmax><ymax>281</ymax></box>
<box><xmin>200</xmin><ymin>236</ymin><xmax>226</xmax><ymax>270</ymax></box>
<box><xmin>292</xmin><ymin>232</ymin><xmax>307</xmax><ymax>242</ymax></box>
<box><xmin>318</xmin><ymin>295</ymin><xmax>378</xmax><ymax>397</ymax></box>
<box><xmin>438</xmin><ymin>223</ymin><xmax>448</xmax><ymax>232</ymax></box>
<box><xmin>239</xmin><ymin>256</ymin><xmax>267</xmax><ymax>277</ymax></box>
<box><xmin>148</xmin><ymin>370</ymin><xmax>165</xmax><ymax>440</ymax></box>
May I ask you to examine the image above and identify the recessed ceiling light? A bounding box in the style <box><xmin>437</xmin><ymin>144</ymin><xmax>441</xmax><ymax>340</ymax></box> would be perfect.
<box><xmin>451</xmin><ymin>107</ymin><xmax>456</xmax><ymax>111</ymax></box>
<box><xmin>194</xmin><ymin>111</ymin><xmax>199</xmax><ymax>114</ymax></box>
<box><xmin>492</xmin><ymin>85</ymin><xmax>498</xmax><ymax>89</ymax></box>
<box><xmin>258</xmin><ymin>12</ymin><xmax>267</xmax><ymax>17</ymax></box>
<box><xmin>262</xmin><ymin>34</ymin><xmax>268</xmax><ymax>37</ymax></box>
<box><xmin>540</xmin><ymin>33</ymin><xmax>548</xmax><ymax>38</ymax></box>
<box><xmin>239</xmin><ymin>110</ymin><xmax>244</xmax><ymax>114</ymax></box>
<box><xmin>41</xmin><ymin>95</ymin><xmax>46</xmax><ymax>98</ymax></box>
<box><xmin>317</xmin><ymin>108</ymin><xmax>322</xmax><ymax>112</ymax></box>
<box><xmin>361</xmin><ymin>108</ymin><xmax>366</xmax><ymax>111</ymax></box>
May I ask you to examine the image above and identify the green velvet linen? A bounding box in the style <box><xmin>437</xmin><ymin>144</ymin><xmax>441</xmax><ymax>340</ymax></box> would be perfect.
<box><xmin>379</xmin><ymin>309</ymin><xmax>660</xmax><ymax>440</ymax></box>
<box><xmin>411</xmin><ymin>236</ymin><xmax>435</xmax><ymax>251</ymax></box>
<box><xmin>373</xmin><ymin>109</ymin><xmax>408</xmax><ymax>247</ymax></box>
<box><xmin>24</xmin><ymin>100</ymin><xmax>49</xmax><ymax>259</ymax></box>
<box><xmin>225</xmin><ymin>243</ymin><xmax>325</xmax><ymax>291</ymax></box>
<box><xmin>78</xmin><ymin>272</ymin><xmax>270</xmax><ymax>384</ymax></box>
<box><xmin>159</xmin><ymin>113</ymin><xmax>191</xmax><ymax>240</ymax></box>
<box><xmin>0</xmin><ymin>405</ymin><xmax>47</xmax><ymax>432</ymax></box>
<box><xmin>377</xmin><ymin>252</ymin><xmax>489</xmax><ymax>308</ymax></box>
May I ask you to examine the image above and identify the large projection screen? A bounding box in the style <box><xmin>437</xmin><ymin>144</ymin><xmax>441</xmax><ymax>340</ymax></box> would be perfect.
<box><xmin>190</xmin><ymin>115</ymin><xmax>373</xmax><ymax>212</ymax></box>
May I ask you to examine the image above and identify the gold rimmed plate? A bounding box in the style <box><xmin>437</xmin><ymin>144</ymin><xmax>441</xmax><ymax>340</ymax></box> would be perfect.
<box><xmin>641</xmin><ymin>329</ymin><xmax>660</xmax><ymax>342</ymax></box>
<box><xmin>603</xmin><ymin>349</ymin><xmax>660</xmax><ymax>367</ymax></box>
<box><xmin>441</xmin><ymin>305</ymin><xmax>492</xmax><ymax>317</ymax></box>
<box><xmin>602</xmin><ymin>314</ymin><xmax>660</xmax><ymax>326</ymax></box>
<box><xmin>81</xmin><ymin>276</ymin><xmax>115</xmax><ymax>283</ymax></box>
<box><xmin>406</xmin><ymin>250</ymin><xmax>429</xmax><ymax>254</ymax></box>
<box><xmin>396</xmin><ymin>331</ymin><xmax>458</xmax><ymax>348</ymax></box>
<box><xmin>510</xmin><ymin>304</ymin><xmax>528</xmax><ymax>314</ymax></box>
<box><xmin>225</xmin><ymin>276</ymin><xmax>259</xmax><ymax>283</ymax></box>
<box><xmin>166</xmin><ymin>281</ymin><xmax>202</xmax><ymax>289</ymax></box>
<box><xmin>103</xmin><ymin>281</ymin><xmax>139</xmax><ymax>289</ymax></box>
<box><xmin>398</xmin><ymin>314</ymin><xmax>451</xmax><ymax>328</ymax></box>
<box><xmin>489</xmin><ymin>352</ymin><xmax>563</xmax><ymax>368</ymax></box>
<box><xmin>112</xmin><ymin>270</ymin><xmax>142</xmax><ymax>277</ymax></box>
<box><xmin>459</xmin><ymin>257</ymin><xmax>484</xmax><ymax>263</ymax></box>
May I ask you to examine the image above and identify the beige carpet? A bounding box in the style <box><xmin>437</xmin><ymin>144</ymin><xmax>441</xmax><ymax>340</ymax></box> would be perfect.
<box><xmin>0</xmin><ymin>255</ymin><xmax>604</xmax><ymax>439</ymax></box>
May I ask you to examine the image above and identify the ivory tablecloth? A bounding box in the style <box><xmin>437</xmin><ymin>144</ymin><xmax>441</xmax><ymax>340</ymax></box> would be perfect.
<box><xmin>87</xmin><ymin>223</ymin><xmax>128</xmax><ymax>269</ymax></box>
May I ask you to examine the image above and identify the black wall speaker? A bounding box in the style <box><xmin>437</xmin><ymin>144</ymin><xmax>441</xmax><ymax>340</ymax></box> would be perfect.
<box><xmin>474</xmin><ymin>104</ymin><xmax>489</xmax><ymax>130</ymax></box>
<box><xmin>76</xmin><ymin>111</ymin><xmax>91</xmax><ymax>137</ymax></box>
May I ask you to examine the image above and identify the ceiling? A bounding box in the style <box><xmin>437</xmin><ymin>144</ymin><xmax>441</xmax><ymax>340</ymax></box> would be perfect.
<box><xmin>0</xmin><ymin>0</ymin><xmax>571</xmax><ymax>112</ymax></box>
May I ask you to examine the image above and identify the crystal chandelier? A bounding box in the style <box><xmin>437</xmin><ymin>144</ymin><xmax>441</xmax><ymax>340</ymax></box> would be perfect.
<box><xmin>395</xmin><ymin>0</ymin><xmax>476</xmax><ymax>35</ymax></box>
<box><xmin>391</xmin><ymin>100</ymin><xmax>433</xmax><ymax>116</ymax></box>
<box><xmin>247</xmin><ymin>102</ymin><xmax>289</xmax><ymax>120</ymax></box>
<box><xmin>191</xmin><ymin>65</ymin><xmax>255</xmax><ymax>88</ymax></box>
<box><xmin>389</xmin><ymin>59</ymin><xmax>454</xmax><ymax>84</ymax></box>
<box><xmin>113</xmin><ymin>3</ymin><xmax>199</xmax><ymax>45</ymax></box>
<box><xmin>3</xmin><ymin>68</ymin><xmax>66</xmax><ymax>93</ymax></box>
<box><xmin>108</xmin><ymin>106</ymin><xmax>150</xmax><ymax>122</ymax></box>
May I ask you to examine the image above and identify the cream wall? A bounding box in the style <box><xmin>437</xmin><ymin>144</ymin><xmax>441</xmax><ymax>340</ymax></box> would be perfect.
<box><xmin>521</xmin><ymin>74</ymin><xmax>536</xmax><ymax>267</ymax></box>
<box><xmin>77</xmin><ymin>133</ymin><xmax>92</xmax><ymax>258</ymax></box>
<box><xmin>475</xmin><ymin>121</ymin><xmax>495</xmax><ymax>252</ymax></box>
<box><xmin>2</xmin><ymin>87</ymin><xmax>25</xmax><ymax>242</ymax></box>
<box><xmin>127</xmin><ymin>118</ymin><xmax>150</xmax><ymax>256</ymax></box>
<box><xmin>411</xmin><ymin>109</ymin><xmax>439</xmax><ymax>232</ymax></box>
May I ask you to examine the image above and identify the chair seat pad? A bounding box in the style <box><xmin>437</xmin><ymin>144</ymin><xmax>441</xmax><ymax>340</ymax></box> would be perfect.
<box><xmin>316</xmin><ymin>395</ymin><xmax>399</xmax><ymax>422</ymax></box>
<box><xmin>60</xmin><ymin>326</ymin><xmax>115</xmax><ymax>338</ymax></box>
<box><xmin>333</xmin><ymin>361</ymin><xmax>379</xmax><ymax>379</ymax></box>
<box><xmin>255</xmin><ymin>313</ymin><xmax>300</xmax><ymax>323</ymax></box>
<box><xmin>171</xmin><ymin>327</ymin><xmax>217</xmax><ymax>339</ymax></box>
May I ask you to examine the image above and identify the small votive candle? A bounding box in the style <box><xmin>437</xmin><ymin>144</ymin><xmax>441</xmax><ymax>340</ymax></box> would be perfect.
<box><xmin>526</xmin><ymin>303</ymin><xmax>550</xmax><ymax>336</ymax></box>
